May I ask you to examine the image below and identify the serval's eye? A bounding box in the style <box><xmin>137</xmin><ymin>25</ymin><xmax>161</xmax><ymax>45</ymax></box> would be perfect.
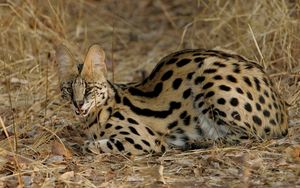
<box><xmin>66</xmin><ymin>87</ymin><xmax>73</xmax><ymax>94</ymax></box>
<box><xmin>62</xmin><ymin>87</ymin><xmax>72</xmax><ymax>95</ymax></box>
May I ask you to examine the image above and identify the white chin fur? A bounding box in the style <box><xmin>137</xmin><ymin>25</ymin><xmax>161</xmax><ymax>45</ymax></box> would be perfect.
<box><xmin>72</xmin><ymin>103</ymin><xmax>94</xmax><ymax>117</ymax></box>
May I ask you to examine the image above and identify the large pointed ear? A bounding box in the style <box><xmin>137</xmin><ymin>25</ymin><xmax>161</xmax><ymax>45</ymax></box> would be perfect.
<box><xmin>81</xmin><ymin>44</ymin><xmax>107</xmax><ymax>81</ymax></box>
<box><xmin>55</xmin><ymin>44</ymin><xmax>78</xmax><ymax>82</ymax></box>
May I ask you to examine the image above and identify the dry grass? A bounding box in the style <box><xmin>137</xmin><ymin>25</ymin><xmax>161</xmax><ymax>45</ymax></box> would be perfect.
<box><xmin>0</xmin><ymin>0</ymin><xmax>299</xmax><ymax>187</ymax></box>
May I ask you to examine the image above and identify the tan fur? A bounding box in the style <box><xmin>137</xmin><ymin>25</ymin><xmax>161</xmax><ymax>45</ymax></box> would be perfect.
<box><xmin>81</xmin><ymin>44</ymin><xmax>107</xmax><ymax>81</ymax></box>
<box><xmin>56</xmin><ymin>44</ymin><xmax>288</xmax><ymax>155</ymax></box>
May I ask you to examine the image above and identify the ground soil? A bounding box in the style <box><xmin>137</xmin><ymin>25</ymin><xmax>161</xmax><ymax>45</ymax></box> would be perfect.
<box><xmin>0</xmin><ymin>1</ymin><xmax>299</xmax><ymax>187</ymax></box>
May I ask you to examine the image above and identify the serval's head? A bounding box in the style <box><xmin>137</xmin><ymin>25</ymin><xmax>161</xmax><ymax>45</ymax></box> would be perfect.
<box><xmin>56</xmin><ymin>44</ymin><xmax>109</xmax><ymax>117</ymax></box>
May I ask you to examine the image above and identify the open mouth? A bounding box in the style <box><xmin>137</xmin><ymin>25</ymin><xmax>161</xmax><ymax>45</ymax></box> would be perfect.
<box><xmin>75</xmin><ymin>109</ymin><xmax>88</xmax><ymax>116</ymax></box>
<box><xmin>75</xmin><ymin>105</ymin><xmax>93</xmax><ymax>117</ymax></box>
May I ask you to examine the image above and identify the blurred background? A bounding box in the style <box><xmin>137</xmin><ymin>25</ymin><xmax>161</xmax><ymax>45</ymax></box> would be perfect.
<box><xmin>0</xmin><ymin>0</ymin><xmax>299</xmax><ymax>187</ymax></box>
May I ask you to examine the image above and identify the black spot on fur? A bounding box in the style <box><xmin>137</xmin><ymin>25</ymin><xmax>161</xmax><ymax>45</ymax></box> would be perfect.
<box><xmin>230</xmin><ymin>98</ymin><xmax>239</xmax><ymax>106</ymax></box>
<box><xmin>170</xmin><ymin>101</ymin><xmax>181</xmax><ymax>109</ymax></box>
<box><xmin>240</xmin><ymin>135</ymin><xmax>249</xmax><ymax>139</ymax></box>
<box><xmin>268</xmin><ymin>104</ymin><xmax>273</xmax><ymax>110</ymax></box>
<box><xmin>276</xmin><ymin>113</ymin><xmax>280</xmax><ymax>123</ymax></box>
<box><xmin>247</xmin><ymin>92</ymin><xmax>253</xmax><ymax>100</ymax></box>
<box><xmin>161</xmin><ymin>145</ymin><xmax>166</xmax><ymax>153</ymax></box>
<box><xmin>142</xmin><ymin>140</ymin><xmax>151</xmax><ymax>147</ymax></box>
<box><xmin>125</xmin><ymin>137</ymin><xmax>135</xmax><ymax>144</ymax></box>
<box><xmin>161</xmin><ymin>70</ymin><xmax>173</xmax><ymax>81</ymax></box>
<box><xmin>264</xmin><ymin>90</ymin><xmax>269</xmax><ymax>97</ymax></box>
<box><xmin>213</xmin><ymin>75</ymin><xmax>222</xmax><ymax>80</ymax></box>
<box><xmin>244</xmin><ymin>103</ymin><xmax>252</xmax><ymax>112</ymax></box>
<box><xmin>243</xmin><ymin>76</ymin><xmax>252</xmax><ymax>87</ymax></box>
<box><xmin>271</xmin><ymin>94</ymin><xmax>276</xmax><ymax>101</ymax></box>
<box><xmin>127</xmin><ymin>118</ymin><xmax>139</xmax><ymax>125</ymax></box>
<box><xmin>119</xmin><ymin>131</ymin><xmax>130</xmax><ymax>135</ymax></box>
<box><xmin>183</xmin><ymin>115</ymin><xmax>191</xmax><ymax>125</ymax></box>
<box><xmin>264</xmin><ymin>127</ymin><xmax>271</xmax><ymax>135</ymax></box>
<box><xmin>195</xmin><ymin>76</ymin><xmax>205</xmax><ymax>85</ymax></box>
<box><xmin>107</xmin><ymin>142</ymin><xmax>113</xmax><ymax>150</ymax></box>
<box><xmin>107</xmin><ymin>107</ymin><xmax>112</xmax><ymax>114</ymax></box>
<box><xmin>172</xmin><ymin>78</ymin><xmax>183</xmax><ymax>89</ymax></box>
<box><xmin>270</xmin><ymin>119</ymin><xmax>276</xmax><ymax>126</ymax></box>
<box><xmin>195</xmin><ymin>93</ymin><xmax>204</xmax><ymax>101</ymax></box>
<box><xmin>213</xmin><ymin>62</ymin><xmax>226</xmax><ymax>67</ymax></box>
<box><xmin>273</xmin><ymin>102</ymin><xmax>278</xmax><ymax>109</ymax></box>
<box><xmin>129</xmin><ymin>126</ymin><xmax>140</xmax><ymax>135</ymax></box>
<box><xmin>231</xmin><ymin>111</ymin><xmax>241</xmax><ymax>121</ymax></box>
<box><xmin>193</xmin><ymin>116</ymin><xmax>198</xmax><ymax>122</ymax></box>
<box><xmin>93</xmin><ymin>134</ymin><xmax>97</xmax><ymax>139</ymax></box>
<box><xmin>282</xmin><ymin>129</ymin><xmax>288</xmax><ymax>136</ymax></box>
<box><xmin>108</xmin><ymin>82</ymin><xmax>121</xmax><ymax>103</ymax></box>
<box><xmin>217</xmin><ymin>98</ymin><xmax>226</xmax><ymax>105</ymax></box>
<box><xmin>196</xmin><ymin>127</ymin><xmax>203</xmax><ymax>135</ymax></box>
<box><xmin>112</xmin><ymin>111</ymin><xmax>125</xmax><ymax>120</ymax></box>
<box><xmin>227</xmin><ymin>75</ymin><xmax>237</xmax><ymax>83</ymax></box>
<box><xmin>176</xmin><ymin>58</ymin><xmax>191</xmax><ymax>67</ymax></box>
<box><xmin>115</xmin><ymin>140</ymin><xmax>125</xmax><ymax>151</ymax></box>
<box><xmin>114</xmin><ymin>92</ymin><xmax>121</xmax><ymax>103</ymax></box>
<box><xmin>166</xmin><ymin>58</ymin><xmax>178</xmax><ymax>65</ymax></box>
<box><xmin>198</xmin><ymin>62</ymin><xmax>204</xmax><ymax>68</ymax></box>
<box><xmin>168</xmin><ymin>121</ymin><xmax>178</xmax><ymax>129</ymax></box>
<box><xmin>256</xmin><ymin>103</ymin><xmax>262</xmax><ymax>111</ymax></box>
<box><xmin>204</xmin><ymin>69</ymin><xmax>217</xmax><ymax>74</ymax></box>
<box><xmin>233</xmin><ymin>67</ymin><xmax>241</xmax><ymax>73</ymax></box>
<box><xmin>281</xmin><ymin>113</ymin><xmax>285</xmax><ymax>124</ymax></box>
<box><xmin>254</xmin><ymin>77</ymin><xmax>261</xmax><ymax>91</ymax></box>
<box><xmin>202</xmin><ymin>108</ymin><xmax>210</xmax><ymax>114</ymax></box>
<box><xmin>134</xmin><ymin>144</ymin><xmax>143</xmax><ymax>150</ymax></box>
<box><xmin>146</xmin><ymin>127</ymin><xmax>155</xmax><ymax>136</ymax></box>
<box><xmin>205</xmin><ymin>91</ymin><xmax>215</xmax><ymax>98</ymax></box>
<box><xmin>105</xmin><ymin>123</ymin><xmax>113</xmax><ymax>129</ymax></box>
<box><xmin>194</xmin><ymin>57</ymin><xmax>205</xmax><ymax>63</ymax></box>
<box><xmin>263</xmin><ymin>77</ymin><xmax>270</xmax><ymax>87</ymax></box>
<box><xmin>213</xmin><ymin>108</ymin><xmax>227</xmax><ymax>117</ymax></box>
<box><xmin>180</xmin><ymin>111</ymin><xmax>187</xmax><ymax>119</ymax></box>
<box><xmin>100</xmin><ymin>131</ymin><xmax>105</xmax><ymax>137</ymax></box>
<box><xmin>187</xmin><ymin>72</ymin><xmax>195</xmax><ymax>80</ymax></box>
<box><xmin>203</xmin><ymin>82</ymin><xmax>214</xmax><ymax>89</ymax></box>
<box><xmin>110</xmin><ymin>134</ymin><xmax>117</xmax><ymax>138</ymax></box>
<box><xmin>219</xmin><ymin>85</ymin><xmax>231</xmax><ymax>91</ymax></box>
<box><xmin>115</xmin><ymin>125</ymin><xmax>123</xmax><ymax>130</ymax></box>
<box><xmin>259</xmin><ymin>95</ymin><xmax>265</xmax><ymax>104</ymax></box>
<box><xmin>198</xmin><ymin>101</ymin><xmax>204</xmax><ymax>108</ymax></box>
<box><xmin>236</xmin><ymin>87</ymin><xmax>244</xmax><ymax>94</ymax></box>
<box><xmin>253</xmin><ymin>115</ymin><xmax>262</xmax><ymax>126</ymax></box>
<box><xmin>183</xmin><ymin>88</ymin><xmax>192</xmax><ymax>99</ymax></box>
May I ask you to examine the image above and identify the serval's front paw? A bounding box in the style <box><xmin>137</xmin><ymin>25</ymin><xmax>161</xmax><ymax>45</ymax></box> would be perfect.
<box><xmin>82</xmin><ymin>139</ymin><xmax>111</xmax><ymax>154</ymax></box>
<box><xmin>82</xmin><ymin>140</ymin><xmax>100</xmax><ymax>154</ymax></box>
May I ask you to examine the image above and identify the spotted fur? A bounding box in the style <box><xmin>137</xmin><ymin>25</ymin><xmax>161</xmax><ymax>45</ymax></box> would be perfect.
<box><xmin>56</xmin><ymin>44</ymin><xmax>288</xmax><ymax>155</ymax></box>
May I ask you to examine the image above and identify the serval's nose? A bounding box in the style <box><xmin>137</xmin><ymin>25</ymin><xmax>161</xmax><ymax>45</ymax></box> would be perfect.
<box><xmin>75</xmin><ymin>100</ymin><xmax>84</xmax><ymax>109</ymax></box>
